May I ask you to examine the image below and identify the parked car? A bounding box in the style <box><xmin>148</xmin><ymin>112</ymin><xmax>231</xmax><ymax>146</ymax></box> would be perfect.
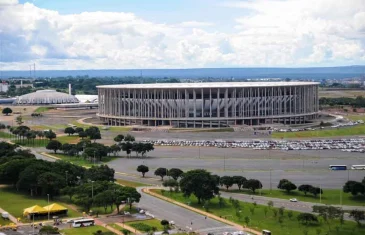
<box><xmin>289</xmin><ymin>198</ymin><xmax>298</xmax><ymax>202</ymax></box>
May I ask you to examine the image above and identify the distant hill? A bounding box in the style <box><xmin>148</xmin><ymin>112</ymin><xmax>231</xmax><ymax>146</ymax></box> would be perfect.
<box><xmin>1</xmin><ymin>66</ymin><xmax>365</xmax><ymax>79</ymax></box>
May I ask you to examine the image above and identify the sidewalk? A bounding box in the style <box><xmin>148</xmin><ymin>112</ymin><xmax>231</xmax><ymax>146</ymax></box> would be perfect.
<box><xmin>0</xmin><ymin>207</ymin><xmax>23</xmax><ymax>225</ymax></box>
<box><xmin>142</xmin><ymin>188</ymin><xmax>261</xmax><ymax>235</ymax></box>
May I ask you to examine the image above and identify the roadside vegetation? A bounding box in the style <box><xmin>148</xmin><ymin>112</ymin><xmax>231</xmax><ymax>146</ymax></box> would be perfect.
<box><xmin>116</xmin><ymin>179</ymin><xmax>151</xmax><ymax>188</ymax></box>
<box><xmin>61</xmin><ymin>226</ymin><xmax>114</xmax><ymax>235</ymax></box>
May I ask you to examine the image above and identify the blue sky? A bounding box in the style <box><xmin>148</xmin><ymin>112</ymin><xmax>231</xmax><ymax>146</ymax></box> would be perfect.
<box><xmin>1</xmin><ymin>0</ymin><xmax>365</xmax><ymax>70</ymax></box>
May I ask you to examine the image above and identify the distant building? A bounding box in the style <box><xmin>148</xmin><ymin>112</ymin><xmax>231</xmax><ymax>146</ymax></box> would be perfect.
<box><xmin>13</xmin><ymin>90</ymin><xmax>79</xmax><ymax>105</ymax></box>
<box><xmin>0</xmin><ymin>81</ymin><xmax>9</xmax><ymax>93</ymax></box>
<box><xmin>15</xmin><ymin>84</ymin><xmax>33</xmax><ymax>89</ymax></box>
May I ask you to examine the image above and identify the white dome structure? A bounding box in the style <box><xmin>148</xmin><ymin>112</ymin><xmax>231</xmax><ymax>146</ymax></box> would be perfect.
<box><xmin>14</xmin><ymin>90</ymin><xmax>79</xmax><ymax>105</ymax></box>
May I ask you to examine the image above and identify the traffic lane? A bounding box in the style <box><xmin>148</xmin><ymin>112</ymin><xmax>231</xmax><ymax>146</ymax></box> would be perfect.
<box><xmin>136</xmin><ymin>188</ymin><xmax>231</xmax><ymax>231</ymax></box>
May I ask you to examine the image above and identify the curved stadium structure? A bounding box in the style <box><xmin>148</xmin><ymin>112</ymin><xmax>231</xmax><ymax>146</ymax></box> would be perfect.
<box><xmin>14</xmin><ymin>90</ymin><xmax>79</xmax><ymax>105</ymax></box>
<box><xmin>97</xmin><ymin>82</ymin><xmax>319</xmax><ymax>128</ymax></box>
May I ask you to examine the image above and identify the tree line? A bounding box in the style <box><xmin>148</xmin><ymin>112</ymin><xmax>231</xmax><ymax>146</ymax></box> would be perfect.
<box><xmin>319</xmin><ymin>96</ymin><xmax>365</xmax><ymax>108</ymax></box>
<box><xmin>0</xmin><ymin>141</ymin><xmax>141</xmax><ymax>213</ymax></box>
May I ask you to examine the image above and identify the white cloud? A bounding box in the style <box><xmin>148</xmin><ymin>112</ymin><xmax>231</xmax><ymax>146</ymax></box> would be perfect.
<box><xmin>179</xmin><ymin>21</ymin><xmax>214</xmax><ymax>27</ymax></box>
<box><xmin>0</xmin><ymin>0</ymin><xmax>18</xmax><ymax>6</ymax></box>
<box><xmin>0</xmin><ymin>0</ymin><xmax>364</xmax><ymax>69</ymax></box>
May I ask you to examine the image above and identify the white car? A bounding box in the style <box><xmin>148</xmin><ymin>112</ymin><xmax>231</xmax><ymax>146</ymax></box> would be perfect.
<box><xmin>289</xmin><ymin>198</ymin><xmax>298</xmax><ymax>202</ymax></box>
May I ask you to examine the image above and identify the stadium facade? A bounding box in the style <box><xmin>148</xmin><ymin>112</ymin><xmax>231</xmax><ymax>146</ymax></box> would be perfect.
<box><xmin>97</xmin><ymin>82</ymin><xmax>319</xmax><ymax>128</ymax></box>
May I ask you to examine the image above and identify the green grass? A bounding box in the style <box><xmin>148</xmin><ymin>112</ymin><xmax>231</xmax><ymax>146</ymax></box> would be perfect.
<box><xmin>61</xmin><ymin>225</ymin><xmax>113</xmax><ymax>235</ymax></box>
<box><xmin>153</xmin><ymin>190</ymin><xmax>365</xmax><ymax>235</ymax></box>
<box><xmin>0</xmin><ymin>187</ymin><xmax>82</xmax><ymax>222</ymax></box>
<box><xmin>126</xmin><ymin>219</ymin><xmax>165</xmax><ymax>231</ymax></box>
<box><xmin>116</xmin><ymin>179</ymin><xmax>151</xmax><ymax>188</ymax></box>
<box><xmin>34</xmin><ymin>107</ymin><xmax>53</xmax><ymax>113</ymax></box>
<box><xmin>272</xmin><ymin>124</ymin><xmax>365</xmax><ymax>138</ymax></box>
<box><xmin>57</xmin><ymin>135</ymin><xmax>80</xmax><ymax>144</ymax></box>
<box><xmin>0</xmin><ymin>217</ymin><xmax>10</xmax><ymax>226</ymax></box>
<box><xmin>230</xmin><ymin>189</ymin><xmax>365</xmax><ymax>206</ymax></box>
<box><xmin>15</xmin><ymin>136</ymin><xmax>80</xmax><ymax>147</ymax></box>
<box><xmin>109</xmin><ymin>223</ymin><xmax>134</xmax><ymax>234</ymax></box>
<box><xmin>51</xmin><ymin>153</ymin><xmax>117</xmax><ymax>167</ymax></box>
<box><xmin>109</xmin><ymin>126</ymin><xmax>133</xmax><ymax>132</ymax></box>
<box><xmin>0</xmin><ymin>131</ymin><xmax>13</xmax><ymax>139</ymax></box>
<box><xmin>348</xmin><ymin>115</ymin><xmax>365</xmax><ymax>122</ymax></box>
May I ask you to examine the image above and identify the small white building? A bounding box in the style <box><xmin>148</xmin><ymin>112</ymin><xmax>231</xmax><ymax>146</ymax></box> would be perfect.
<box><xmin>0</xmin><ymin>82</ymin><xmax>9</xmax><ymax>92</ymax></box>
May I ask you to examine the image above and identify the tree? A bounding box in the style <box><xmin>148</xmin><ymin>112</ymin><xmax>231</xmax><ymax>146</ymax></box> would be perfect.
<box><xmin>244</xmin><ymin>179</ymin><xmax>262</xmax><ymax>193</ymax></box>
<box><xmin>16</xmin><ymin>115</ymin><xmax>24</xmax><ymax>125</ymax></box>
<box><xmin>167</xmin><ymin>168</ymin><xmax>183</xmax><ymax>180</ymax></box>
<box><xmin>124</xmin><ymin>134</ymin><xmax>135</xmax><ymax>142</ymax></box>
<box><xmin>244</xmin><ymin>216</ymin><xmax>250</xmax><ymax>225</ymax></box>
<box><xmin>44</xmin><ymin>130</ymin><xmax>56</xmax><ymax>140</ymax></box>
<box><xmin>121</xmin><ymin>142</ymin><xmax>133</xmax><ymax>157</ymax></box>
<box><xmin>343</xmin><ymin>180</ymin><xmax>365</xmax><ymax>196</ymax></box>
<box><xmin>220</xmin><ymin>176</ymin><xmax>234</xmax><ymax>191</ymax></box>
<box><xmin>46</xmin><ymin>140</ymin><xmax>62</xmax><ymax>153</ymax></box>
<box><xmin>137</xmin><ymin>165</ymin><xmax>149</xmax><ymax>177</ymax></box>
<box><xmin>297</xmin><ymin>213</ymin><xmax>318</xmax><ymax>225</ymax></box>
<box><xmin>310</xmin><ymin>187</ymin><xmax>323</xmax><ymax>197</ymax></box>
<box><xmin>161</xmin><ymin>220</ymin><xmax>169</xmax><ymax>230</ymax></box>
<box><xmin>114</xmin><ymin>134</ymin><xmax>124</xmax><ymax>143</ymax></box>
<box><xmin>0</xmin><ymin>158</ymin><xmax>37</xmax><ymax>187</ymax></box>
<box><xmin>64</xmin><ymin>127</ymin><xmax>76</xmax><ymax>136</ymax></box>
<box><xmin>85</xmin><ymin>165</ymin><xmax>115</xmax><ymax>182</ymax></box>
<box><xmin>288</xmin><ymin>211</ymin><xmax>293</xmax><ymax>220</ymax></box>
<box><xmin>85</xmin><ymin>126</ymin><xmax>101</xmax><ymax>142</ymax></box>
<box><xmin>299</xmin><ymin>184</ymin><xmax>313</xmax><ymax>196</ymax></box>
<box><xmin>179</xmin><ymin>169</ymin><xmax>219</xmax><ymax>204</ymax></box>
<box><xmin>349</xmin><ymin>210</ymin><xmax>365</xmax><ymax>227</ymax></box>
<box><xmin>79</xmin><ymin>131</ymin><xmax>87</xmax><ymax>139</ymax></box>
<box><xmin>2</xmin><ymin>107</ymin><xmax>12</xmax><ymax>116</ymax></box>
<box><xmin>75</xmin><ymin>127</ymin><xmax>84</xmax><ymax>133</ymax></box>
<box><xmin>312</xmin><ymin>205</ymin><xmax>343</xmax><ymax>231</ymax></box>
<box><xmin>37</xmin><ymin>171</ymin><xmax>66</xmax><ymax>196</ymax></box>
<box><xmin>281</xmin><ymin>182</ymin><xmax>297</xmax><ymax>193</ymax></box>
<box><xmin>232</xmin><ymin>176</ymin><xmax>247</xmax><ymax>191</ymax></box>
<box><xmin>154</xmin><ymin>168</ymin><xmax>168</xmax><ymax>180</ymax></box>
<box><xmin>93</xmin><ymin>191</ymin><xmax>115</xmax><ymax>213</ymax></box>
<box><xmin>162</xmin><ymin>179</ymin><xmax>178</xmax><ymax>191</ymax></box>
<box><xmin>61</xmin><ymin>186</ymin><xmax>76</xmax><ymax>200</ymax></box>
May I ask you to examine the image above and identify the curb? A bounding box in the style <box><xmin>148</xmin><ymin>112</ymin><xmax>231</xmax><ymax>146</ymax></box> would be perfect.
<box><xmin>142</xmin><ymin>188</ymin><xmax>261</xmax><ymax>235</ymax></box>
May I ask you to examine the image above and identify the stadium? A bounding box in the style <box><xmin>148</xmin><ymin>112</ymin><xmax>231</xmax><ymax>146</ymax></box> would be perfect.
<box><xmin>97</xmin><ymin>82</ymin><xmax>319</xmax><ymax>128</ymax></box>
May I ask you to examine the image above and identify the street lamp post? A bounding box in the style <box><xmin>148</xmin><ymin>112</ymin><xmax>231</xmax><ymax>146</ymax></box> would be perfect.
<box><xmin>223</xmin><ymin>154</ymin><xmax>226</xmax><ymax>172</ymax></box>
<box><xmin>47</xmin><ymin>194</ymin><xmax>50</xmax><ymax>221</ymax></box>
<box><xmin>269</xmin><ymin>168</ymin><xmax>272</xmax><ymax>192</ymax></box>
<box><xmin>198</xmin><ymin>146</ymin><xmax>201</xmax><ymax>159</ymax></box>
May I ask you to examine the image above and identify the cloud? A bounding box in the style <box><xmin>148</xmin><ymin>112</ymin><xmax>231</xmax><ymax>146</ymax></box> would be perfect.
<box><xmin>0</xmin><ymin>0</ymin><xmax>365</xmax><ymax>70</ymax></box>
<box><xmin>179</xmin><ymin>21</ymin><xmax>214</xmax><ymax>27</ymax></box>
<box><xmin>0</xmin><ymin>0</ymin><xmax>18</xmax><ymax>6</ymax></box>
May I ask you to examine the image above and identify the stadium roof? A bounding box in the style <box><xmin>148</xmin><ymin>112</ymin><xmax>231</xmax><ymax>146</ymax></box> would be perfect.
<box><xmin>97</xmin><ymin>82</ymin><xmax>319</xmax><ymax>89</ymax></box>
<box><xmin>14</xmin><ymin>90</ymin><xmax>79</xmax><ymax>105</ymax></box>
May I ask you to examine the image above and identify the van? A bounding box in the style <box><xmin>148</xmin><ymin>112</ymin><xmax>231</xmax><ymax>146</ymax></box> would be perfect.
<box><xmin>1</xmin><ymin>212</ymin><xmax>9</xmax><ymax>219</ymax></box>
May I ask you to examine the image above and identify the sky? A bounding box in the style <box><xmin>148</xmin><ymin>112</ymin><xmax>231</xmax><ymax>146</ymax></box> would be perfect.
<box><xmin>0</xmin><ymin>0</ymin><xmax>364</xmax><ymax>70</ymax></box>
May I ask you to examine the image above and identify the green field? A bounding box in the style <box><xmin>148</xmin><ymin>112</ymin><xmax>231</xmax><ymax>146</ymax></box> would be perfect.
<box><xmin>34</xmin><ymin>107</ymin><xmax>53</xmax><ymax>113</ymax></box>
<box><xmin>15</xmin><ymin>135</ymin><xmax>80</xmax><ymax>147</ymax></box>
<box><xmin>51</xmin><ymin>153</ymin><xmax>117</xmax><ymax>168</ymax></box>
<box><xmin>231</xmin><ymin>189</ymin><xmax>365</xmax><ymax>206</ymax></box>
<box><xmin>153</xmin><ymin>190</ymin><xmax>365</xmax><ymax>235</ymax></box>
<box><xmin>126</xmin><ymin>219</ymin><xmax>165</xmax><ymax>231</ymax></box>
<box><xmin>348</xmin><ymin>115</ymin><xmax>365</xmax><ymax>122</ymax></box>
<box><xmin>272</xmin><ymin>124</ymin><xmax>365</xmax><ymax>138</ymax></box>
<box><xmin>116</xmin><ymin>179</ymin><xmax>151</xmax><ymax>188</ymax></box>
<box><xmin>61</xmin><ymin>225</ymin><xmax>113</xmax><ymax>235</ymax></box>
<box><xmin>0</xmin><ymin>187</ymin><xmax>82</xmax><ymax>222</ymax></box>
<box><xmin>0</xmin><ymin>131</ymin><xmax>13</xmax><ymax>139</ymax></box>
<box><xmin>0</xmin><ymin>217</ymin><xmax>10</xmax><ymax>226</ymax></box>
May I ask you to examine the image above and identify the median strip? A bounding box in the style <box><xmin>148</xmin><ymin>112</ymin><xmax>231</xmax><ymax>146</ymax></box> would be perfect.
<box><xmin>142</xmin><ymin>187</ymin><xmax>261</xmax><ymax>235</ymax></box>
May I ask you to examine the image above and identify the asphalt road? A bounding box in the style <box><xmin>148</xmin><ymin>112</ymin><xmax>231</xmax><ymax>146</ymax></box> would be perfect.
<box><xmin>135</xmin><ymin>187</ymin><xmax>239</xmax><ymax>234</ymax></box>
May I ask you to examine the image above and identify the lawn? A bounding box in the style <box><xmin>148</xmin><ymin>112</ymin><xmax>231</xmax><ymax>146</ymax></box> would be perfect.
<box><xmin>348</xmin><ymin>115</ymin><xmax>365</xmax><ymax>122</ymax></box>
<box><xmin>153</xmin><ymin>190</ymin><xmax>365</xmax><ymax>235</ymax></box>
<box><xmin>15</xmin><ymin>136</ymin><xmax>80</xmax><ymax>148</ymax></box>
<box><xmin>0</xmin><ymin>187</ymin><xmax>82</xmax><ymax>222</ymax></box>
<box><xmin>126</xmin><ymin>219</ymin><xmax>165</xmax><ymax>231</ymax></box>
<box><xmin>61</xmin><ymin>225</ymin><xmax>113</xmax><ymax>235</ymax></box>
<box><xmin>272</xmin><ymin>124</ymin><xmax>365</xmax><ymax>138</ymax></box>
<box><xmin>116</xmin><ymin>179</ymin><xmax>151</xmax><ymax>188</ymax></box>
<box><xmin>50</xmin><ymin>153</ymin><xmax>117</xmax><ymax>168</ymax></box>
<box><xmin>0</xmin><ymin>217</ymin><xmax>10</xmax><ymax>226</ymax></box>
<box><xmin>230</xmin><ymin>189</ymin><xmax>365</xmax><ymax>206</ymax></box>
<box><xmin>34</xmin><ymin>107</ymin><xmax>53</xmax><ymax>113</ymax></box>
<box><xmin>0</xmin><ymin>131</ymin><xmax>13</xmax><ymax>139</ymax></box>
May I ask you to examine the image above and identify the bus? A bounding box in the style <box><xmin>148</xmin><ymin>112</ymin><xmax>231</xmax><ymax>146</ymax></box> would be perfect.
<box><xmin>329</xmin><ymin>165</ymin><xmax>347</xmax><ymax>170</ymax></box>
<box><xmin>72</xmin><ymin>219</ymin><xmax>95</xmax><ymax>228</ymax></box>
<box><xmin>262</xmin><ymin>230</ymin><xmax>271</xmax><ymax>235</ymax></box>
<box><xmin>351</xmin><ymin>165</ymin><xmax>365</xmax><ymax>170</ymax></box>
